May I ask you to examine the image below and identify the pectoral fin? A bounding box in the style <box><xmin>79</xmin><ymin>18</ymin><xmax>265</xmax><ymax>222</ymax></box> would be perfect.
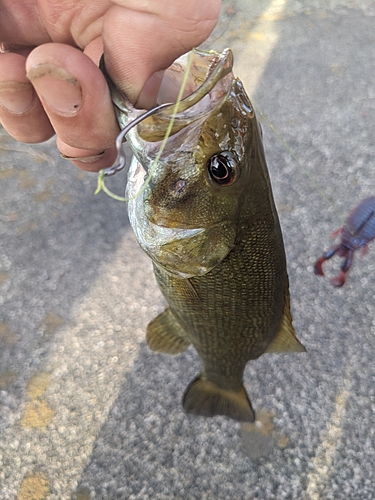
<box><xmin>146</xmin><ymin>308</ymin><xmax>191</xmax><ymax>355</ymax></box>
<box><xmin>183</xmin><ymin>376</ymin><xmax>255</xmax><ymax>422</ymax></box>
<box><xmin>266</xmin><ymin>277</ymin><xmax>306</xmax><ymax>354</ymax></box>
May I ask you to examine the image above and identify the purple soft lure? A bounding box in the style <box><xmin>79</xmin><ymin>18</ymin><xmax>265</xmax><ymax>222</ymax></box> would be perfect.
<box><xmin>314</xmin><ymin>196</ymin><xmax>375</xmax><ymax>287</ymax></box>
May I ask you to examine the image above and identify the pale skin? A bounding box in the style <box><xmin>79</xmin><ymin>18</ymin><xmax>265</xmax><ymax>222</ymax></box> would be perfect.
<box><xmin>0</xmin><ymin>0</ymin><xmax>220</xmax><ymax>171</ymax></box>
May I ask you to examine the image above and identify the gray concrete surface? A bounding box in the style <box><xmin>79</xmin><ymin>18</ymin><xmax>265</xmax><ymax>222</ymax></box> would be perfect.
<box><xmin>1</xmin><ymin>1</ymin><xmax>375</xmax><ymax>498</ymax></box>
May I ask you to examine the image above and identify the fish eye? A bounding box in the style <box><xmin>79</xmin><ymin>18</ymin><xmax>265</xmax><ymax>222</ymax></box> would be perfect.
<box><xmin>207</xmin><ymin>151</ymin><xmax>238</xmax><ymax>186</ymax></box>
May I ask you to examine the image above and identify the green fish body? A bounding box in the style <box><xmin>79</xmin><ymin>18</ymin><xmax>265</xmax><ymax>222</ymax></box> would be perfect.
<box><xmin>103</xmin><ymin>49</ymin><xmax>305</xmax><ymax>422</ymax></box>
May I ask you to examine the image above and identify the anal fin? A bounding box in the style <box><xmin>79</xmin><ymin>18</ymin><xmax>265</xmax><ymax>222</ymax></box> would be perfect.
<box><xmin>146</xmin><ymin>308</ymin><xmax>191</xmax><ymax>355</ymax></box>
<box><xmin>265</xmin><ymin>323</ymin><xmax>306</xmax><ymax>353</ymax></box>
<box><xmin>183</xmin><ymin>375</ymin><xmax>255</xmax><ymax>422</ymax></box>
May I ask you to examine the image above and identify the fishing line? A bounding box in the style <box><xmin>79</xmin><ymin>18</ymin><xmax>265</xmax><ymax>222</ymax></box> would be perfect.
<box><xmin>96</xmin><ymin>50</ymin><xmax>346</xmax><ymax>231</ymax></box>
<box><xmin>132</xmin><ymin>50</ymin><xmax>194</xmax><ymax>201</ymax></box>
<box><xmin>95</xmin><ymin>50</ymin><xmax>194</xmax><ymax>202</ymax></box>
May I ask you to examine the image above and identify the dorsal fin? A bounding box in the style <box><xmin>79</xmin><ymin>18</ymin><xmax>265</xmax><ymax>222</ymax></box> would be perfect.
<box><xmin>266</xmin><ymin>277</ymin><xmax>306</xmax><ymax>354</ymax></box>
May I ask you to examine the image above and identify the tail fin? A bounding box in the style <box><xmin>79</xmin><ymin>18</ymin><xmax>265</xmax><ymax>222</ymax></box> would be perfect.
<box><xmin>182</xmin><ymin>375</ymin><xmax>255</xmax><ymax>422</ymax></box>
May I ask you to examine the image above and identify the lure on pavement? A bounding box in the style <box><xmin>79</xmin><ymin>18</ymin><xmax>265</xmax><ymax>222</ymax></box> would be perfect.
<box><xmin>314</xmin><ymin>196</ymin><xmax>375</xmax><ymax>287</ymax></box>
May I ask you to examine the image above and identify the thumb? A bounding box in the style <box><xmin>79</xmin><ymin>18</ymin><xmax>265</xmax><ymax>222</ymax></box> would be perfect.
<box><xmin>102</xmin><ymin>0</ymin><xmax>220</xmax><ymax>108</ymax></box>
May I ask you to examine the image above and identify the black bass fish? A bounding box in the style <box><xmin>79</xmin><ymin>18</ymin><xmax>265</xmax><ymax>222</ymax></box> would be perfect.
<box><xmin>102</xmin><ymin>48</ymin><xmax>305</xmax><ymax>422</ymax></box>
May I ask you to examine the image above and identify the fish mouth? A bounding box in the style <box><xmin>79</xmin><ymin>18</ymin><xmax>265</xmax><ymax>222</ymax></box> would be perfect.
<box><xmin>109</xmin><ymin>48</ymin><xmax>234</xmax><ymax>142</ymax></box>
<box><xmin>154</xmin><ymin>48</ymin><xmax>234</xmax><ymax>113</ymax></box>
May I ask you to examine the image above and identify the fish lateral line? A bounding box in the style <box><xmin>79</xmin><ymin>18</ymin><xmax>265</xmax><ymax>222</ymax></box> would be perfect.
<box><xmin>101</xmin><ymin>47</ymin><xmax>307</xmax><ymax>422</ymax></box>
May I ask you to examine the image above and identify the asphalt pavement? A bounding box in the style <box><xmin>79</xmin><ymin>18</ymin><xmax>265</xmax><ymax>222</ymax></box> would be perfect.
<box><xmin>1</xmin><ymin>1</ymin><xmax>375</xmax><ymax>498</ymax></box>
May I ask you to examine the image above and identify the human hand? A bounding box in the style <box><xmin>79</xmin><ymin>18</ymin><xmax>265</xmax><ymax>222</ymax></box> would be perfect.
<box><xmin>0</xmin><ymin>0</ymin><xmax>220</xmax><ymax>170</ymax></box>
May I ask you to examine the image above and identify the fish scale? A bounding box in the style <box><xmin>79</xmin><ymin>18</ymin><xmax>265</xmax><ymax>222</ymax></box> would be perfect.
<box><xmin>102</xmin><ymin>47</ymin><xmax>305</xmax><ymax>422</ymax></box>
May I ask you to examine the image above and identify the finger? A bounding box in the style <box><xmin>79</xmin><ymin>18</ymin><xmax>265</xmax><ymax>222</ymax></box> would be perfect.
<box><xmin>103</xmin><ymin>0</ymin><xmax>221</xmax><ymax>108</ymax></box>
<box><xmin>0</xmin><ymin>52</ymin><xmax>55</xmax><ymax>142</ymax></box>
<box><xmin>56</xmin><ymin>137</ymin><xmax>118</xmax><ymax>172</ymax></box>
<box><xmin>26</xmin><ymin>43</ymin><xmax>119</xmax><ymax>157</ymax></box>
<box><xmin>83</xmin><ymin>36</ymin><xmax>104</xmax><ymax>67</ymax></box>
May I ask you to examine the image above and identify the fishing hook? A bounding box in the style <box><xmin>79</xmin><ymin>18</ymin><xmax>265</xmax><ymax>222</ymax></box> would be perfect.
<box><xmin>103</xmin><ymin>102</ymin><xmax>172</xmax><ymax>177</ymax></box>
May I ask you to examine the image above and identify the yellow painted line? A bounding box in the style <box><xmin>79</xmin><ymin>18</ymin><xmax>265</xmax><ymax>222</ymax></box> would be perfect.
<box><xmin>234</xmin><ymin>2</ymin><xmax>353</xmax><ymax>496</ymax></box>
<box><xmin>5</xmin><ymin>233</ymin><xmax>156</xmax><ymax>497</ymax></box>
<box><xmin>8</xmin><ymin>1</ymin><xmax>291</xmax><ymax>495</ymax></box>
<box><xmin>19</xmin><ymin>372</ymin><xmax>54</xmax><ymax>430</ymax></box>
<box><xmin>26</xmin><ymin>372</ymin><xmax>51</xmax><ymax>400</ymax></box>
<box><xmin>20</xmin><ymin>400</ymin><xmax>54</xmax><ymax>429</ymax></box>
<box><xmin>17</xmin><ymin>472</ymin><xmax>50</xmax><ymax>500</ymax></box>
<box><xmin>305</xmin><ymin>372</ymin><xmax>352</xmax><ymax>499</ymax></box>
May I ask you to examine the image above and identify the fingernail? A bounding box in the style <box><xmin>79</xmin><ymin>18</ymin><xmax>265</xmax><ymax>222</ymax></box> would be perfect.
<box><xmin>135</xmin><ymin>72</ymin><xmax>164</xmax><ymax>109</ymax></box>
<box><xmin>60</xmin><ymin>151</ymin><xmax>105</xmax><ymax>164</ymax></box>
<box><xmin>26</xmin><ymin>63</ymin><xmax>82</xmax><ymax>115</ymax></box>
<box><xmin>0</xmin><ymin>81</ymin><xmax>35</xmax><ymax>114</ymax></box>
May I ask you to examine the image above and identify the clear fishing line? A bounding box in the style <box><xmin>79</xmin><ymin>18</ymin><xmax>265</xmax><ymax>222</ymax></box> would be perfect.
<box><xmin>96</xmin><ymin>51</ymin><xmax>345</xmax><ymax>230</ymax></box>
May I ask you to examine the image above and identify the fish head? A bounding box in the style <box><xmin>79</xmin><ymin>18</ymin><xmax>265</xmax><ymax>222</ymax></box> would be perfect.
<box><xmin>121</xmin><ymin>49</ymin><xmax>260</xmax><ymax>278</ymax></box>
